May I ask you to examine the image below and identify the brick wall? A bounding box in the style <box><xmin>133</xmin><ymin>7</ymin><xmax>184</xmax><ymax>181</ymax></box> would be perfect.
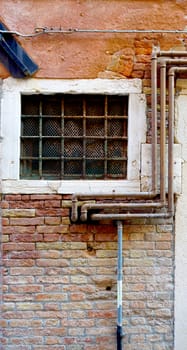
<box><xmin>1</xmin><ymin>194</ymin><xmax>174</xmax><ymax>349</ymax></box>
<box><xmin>0</xmin><ymin>1</ymin><xmax>184</xmax><ymax>348</ymax></box>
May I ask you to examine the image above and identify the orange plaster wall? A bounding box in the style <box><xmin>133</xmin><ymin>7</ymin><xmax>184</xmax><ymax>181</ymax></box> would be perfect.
<box><xmin>0</xmin><ymin>0</ymin><xmax>187</xmax><ymax>79</ymax></box>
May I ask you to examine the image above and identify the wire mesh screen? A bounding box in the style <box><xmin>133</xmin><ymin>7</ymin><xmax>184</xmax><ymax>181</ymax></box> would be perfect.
<box><xmin>20</xmin><ymin>94</ymin><xmax>128</xmax><ymax>180</ymax></box>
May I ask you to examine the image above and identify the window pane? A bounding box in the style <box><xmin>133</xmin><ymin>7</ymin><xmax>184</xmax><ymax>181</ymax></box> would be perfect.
<box><xmin>20</xmin><ymin>93</ymin><xmax>128</xmax><ymax>180</ymax></box>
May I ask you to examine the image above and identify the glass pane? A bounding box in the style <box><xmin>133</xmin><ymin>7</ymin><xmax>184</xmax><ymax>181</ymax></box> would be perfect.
<box><xmin>21</xmin><ymin>95</ymin><xmax>40</xmax><ymax>115</ymax></box>
<box><xmin>86</xmin><ymin>140</ymin><xmax>104</xmax><ymax>158</ymax></box>
<box><xmin>108</xmin><ymin>119</ymin><xmax>127</xmax><ymax>137</ymax></box>
<box><xmin>43</xmin><ymin>118</ymin><xmax>61</xmax><ymax>136</ymax></box>
<box><xmin>42</xmin><ymin>95</ymin><xmax>61</xmax><ymax>115</ymax></box>
<box><xmin>86</xmin><ymin>160</ymin><xmax>104</xmax><ymax>176</ymax></box>
<box><xmin>22</xmin><ymin>118</ymin><xmax>39</xmax><ymax>136</ymax></box>
<box><xmin>64</xmin><ymin>160</ymin><xmax>83</xmax><ymax>176</ymax></box>
<box><xmin>86</xmin><ymin>95</ymin><xmax>105</xmax><ymax>116</ymax></box>
<box><xmin>86</xmin><ymin>118</ymin><xmax>104</xmax><ymax>136</ymax></box>
<box><xmin>42</xmin><ymin>140</ymin><xmax>61</xmax><ymax>157</ymax></box>
<box><xmin>21</xmin><ymin>139</ymin><xmax>39</xmax><ymax>157</ymax></box>
<box><xmin>43</xmin><ymin>160</ymin><xmax>61</xmax><ymax>179</ymax></box>
<box><xmin>64</xmin><ymin>95</ymin><xmax>83</xmax><ymax>116</ymax></box>
<box><xmin>64</xmin><ymin>119</ymin><xmax>83</xmax><ymax>136</ymax></box>
<box><xmin>107</xmin><ymin>140</ymin><xmax>127</xmax><ymax>158</ymax></box>
<box><xmin>108</xmin><ymin>95</ymin><xmax>128</xmax><ymax>116</ymax></box>
<box><xmin>107</xmin><ymin>160</ymin><xmax>127</xmax><ymax>177</ymax></box>
<box><xmin>20</xmin><ymin>160</ymin><xmax>39</xmax><ymax>179</ymax></box>
<box><xmin>64</xmin><ymin>140</ymin><xmax>83</xmax><ymax>158</ymax></box>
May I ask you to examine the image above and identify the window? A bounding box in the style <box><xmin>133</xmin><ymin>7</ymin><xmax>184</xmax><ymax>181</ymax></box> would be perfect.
<box><xmin>0</xmin><ymin>78</ymin><xmax>146</xmax><ymax>194</ymax></box>
<box><xmin>20</xmin><ymin>94</ymin><xmax>128</xmax><ymax>180</ymax></box>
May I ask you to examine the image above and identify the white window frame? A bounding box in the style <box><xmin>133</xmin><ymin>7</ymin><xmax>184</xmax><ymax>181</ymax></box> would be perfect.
<box><xmin>0</xmin><ymin>77</ymin><xmax>146</xmax><ymax>194</ymax></box>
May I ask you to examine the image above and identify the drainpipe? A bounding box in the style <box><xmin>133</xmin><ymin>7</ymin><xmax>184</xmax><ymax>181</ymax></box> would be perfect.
<box><xmin>117</xmin><ymin>221</ymin><xmax>123</xmax><ymax>350</ymax></box>
<box><xmin>71</xmin><ymin>49</ymin><xmax>187</xmax><ymax>223</ymax></box>
<box><xmin>160</xmin><ymin>58</ymin><xmax>167</xmax><ymax>203</ymax></box>
<box><xmin>168</xmin><ymin>66</ymin><xmax>187</xmax><ymax>213</ymax></box>
<box><xmin>151</xmin><ymin>46</ymin><xmax>159</xmax><ymax>194</ymax></box>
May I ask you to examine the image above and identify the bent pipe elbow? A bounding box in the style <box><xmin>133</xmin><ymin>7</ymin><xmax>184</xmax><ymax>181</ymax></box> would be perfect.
<box><xmin>71</xmin><ymin>196</ymin><xmax>78</xmax><ymax>222</ymax></box>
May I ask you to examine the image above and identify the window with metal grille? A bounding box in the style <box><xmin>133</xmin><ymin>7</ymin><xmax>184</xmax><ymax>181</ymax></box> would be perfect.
<box><xmin>20</xmin><ymin>94</ymin><xmax>128</xmax><ymax>180</ymax></box>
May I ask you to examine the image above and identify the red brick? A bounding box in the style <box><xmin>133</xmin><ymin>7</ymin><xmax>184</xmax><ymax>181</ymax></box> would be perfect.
<box><xmin>5</xmin><ymin>195</ymin><xmax>21</xmax><ymax>201</ymax></box>
<box><xmin>2</xmin><ymin>218</ymin><xmax>9</xmax><ymax>225</ymax></box>
<box><xmin>10</xmin><ymin>233</ymin><xmax>43</xmax><ymax>242</ymax></box>
<box><xmin>10</xmin><ymin>217</ymin><xmax>44</xmax><ymax>226</ymax></box>
<box><xmin>44</xmin><ymin>200</ymin><xmax>61</xmax><ymax>208</ymax></box>
<box><xmin>43</xmin><ymin>234</ymin><xmax>60</xmax><ymax>242</ymax></box>
<box><xmin>3</xmin><ymin>243</ymin><xmax>35</xmax><ymax>251</ymax></box>
<box><xmin>30</xmin><ymin>194</ymin><xmax>62</xmax><ymax>200</ymax></box>
<box><xmin>9</xmin><ymin>285</ymin><xmax>43</xmax><ymax>293</ymax></box>
<box><xmin>1</xmin><ymin>200</ymin><xmax>9</xmax><ymax>209</ymax></box>
<box><xmin>7</xmin><ymin>251</ymin><xmax>40</xmax><ymax>259</ymax></box>
<box><xmin>3</xmin><ymin>259</ymin><xmax>35</xmax><ymax>267</ymax></box>
<box><xmin>45</xmin><ymin>217</ymin><xmax>61</xmax><ymax>225</ymax></box>
<box><xmin>36</xmin><ymin>208</ymin><xmax>69</xmax><ymax>216</ymax></box>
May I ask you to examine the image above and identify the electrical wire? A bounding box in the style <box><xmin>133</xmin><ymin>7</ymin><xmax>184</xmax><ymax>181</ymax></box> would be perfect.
<box><xmin>1</xmin><ymin>27</ymin><xmax>187</xmax><ymax>37</ymax></box>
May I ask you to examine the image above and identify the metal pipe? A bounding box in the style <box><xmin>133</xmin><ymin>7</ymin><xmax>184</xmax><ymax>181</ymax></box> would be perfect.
<box><xmin>5</xmin><ymin>27</ymin><xmax>187</xmax><ymax>37</ymax></box>
<box><xmin>160</xmin><ymin>59</ymin><xmax>167</xmax><ymax>203</ymax></box>
<box><xmin>157</xmin><ymin>56</ymin><xmax>187</xmax><ymax>216</ymax></box>
<box><xmin>90</xmin><ymin>212</ymin><xmax>172</xmax><ymax>221</ymax></box>
<box><xmin>71</xmin><ymin>49</ymin><xmax>187</xmax><ymax>222</ymax></box>
<box><xmin>151</xmin><ymin>47</ymin><xmax>158</xmax><ymax>193</ymax></box>
<box><xmin>71</xmin><ymin>196</ymin><xmax>78</xmax><ymax>222</ymax></box>
<box><xmin>117</xmin><ymin>221</ymin><xmax>123</xmax><ymax>350</ymax></box>
<box><xmin>80</xmin><ymin>202</ymin><xmax>164</xmax><ymax>222</ymax></box>
<box><xmin>159</xmin><ymin>51</ymin><xmax>187</xmax><ymax>57</ymax></box>
<box><xmin>72</xmin><ymin>192</ymin><xmax>157</xmax><ymax>200</ymax></box>
<box><xmin>168</xmin><ymin>66</ymin><xmax>187</xmax><ymax>213</ymax></box>
<box><xmin>168</xmin><ymin>68</ymin><xmax>175</xmax><ymax>214</ymax></box>
<box><xmin>71</xmin><ymin>192</ymin><xmax>158</xmax><ymax>222</ymax></box>
<box><xmin>158</xmin><ymin>58</ymin><xmax>187</xmax><ymax>65</ymax></box>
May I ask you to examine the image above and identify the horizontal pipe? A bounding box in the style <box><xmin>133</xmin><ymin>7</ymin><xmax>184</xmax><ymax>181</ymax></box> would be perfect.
<box><xmin>2</xmin><ymin>28</ymin><xmax>187</xmax><ymax>38</ymax></box>
<box><xmin>24</xmin><ymin>28</ymin><xmax>187</xmax><ymax>37</ymax></box>
<box><xmin>80</xmin><ymin>202</ymin><xmax>164</xmax><ymax>222</ymax></box>
<box><xmin>90</xmin><ymin>213</ymin><xmax>172</xmax><ymax>221</ymax></box>
<box><xmin>71</xmin><ymin>48</ymin><xmax>187</xmax><ymax>223</ymax></box>
<box><xmin>72</xmin><ymin>192</ymin><xmax>157</xmax><ymax>200</ymax></box>
<box><xmin>158</xmin><ymin>58</ymin><xmax>187</xmax><ymax>65</ymax></box>
<box><xmin>159</xmin><ymin>51</ymin><xmax>187</xmax><ymax>57</ymax></box>
<box><xmin>71</xmin><ymin>192</ymin><xmax>158</xmax><ymax>222</ymax></box>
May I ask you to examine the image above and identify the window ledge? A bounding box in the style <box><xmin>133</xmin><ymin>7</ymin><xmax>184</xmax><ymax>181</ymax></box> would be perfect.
<box><xmin>1</xmin><ymin>179</ymin><xmax>140</xmax><ymax>194</ymax></box>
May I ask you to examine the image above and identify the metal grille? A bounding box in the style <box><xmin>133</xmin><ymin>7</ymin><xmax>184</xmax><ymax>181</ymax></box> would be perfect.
<box><xmin>20</xmin><ymin>94</ymin><xmax>128</xmax><ymax>180</ymax></box>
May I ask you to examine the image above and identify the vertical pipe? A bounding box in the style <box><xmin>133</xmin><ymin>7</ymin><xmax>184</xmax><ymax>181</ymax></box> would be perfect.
<box><xmin>151</xmin><ymin>48</ymin><xmax>158</xmax><ymax>193</ymax></box>
<box><xmin>168</xmin><ymin>69</ymin><xmax>174</xmax><ymax>214</ymax></box>
<box><xmin>168</xmin><ymin>66</ymin><xmax>187</xmax><ymax>214</ymax></box>
<box><xmin>160</xmin><ymin>60</ymin><xmax>166</xmax><ymax>203</ymax></box>
<box><xmin>117</xmin><ymin>221</ymin><xmax>123</xmax><ymax>350</ymax></box>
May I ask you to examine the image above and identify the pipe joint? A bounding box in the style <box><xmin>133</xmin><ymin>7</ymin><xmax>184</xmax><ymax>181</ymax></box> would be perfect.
<box><xmin>151</xmin><ymin>45</ymin><xmax>160</xmax><ymax>59</ymax></box>
<box><xmin>71</xmin><ymin>195</ymin><xmax>78</xmax><ymax>222</ymax></box>
<box><xmin>159</xmin><ymin>57</ymin><xmax>167</xmax><ymax>68</ymax></box>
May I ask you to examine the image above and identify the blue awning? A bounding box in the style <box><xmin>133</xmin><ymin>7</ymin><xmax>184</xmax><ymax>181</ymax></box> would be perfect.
<box><xmin>0</xmin><ymin>22</ymin><xmax>38</xmax><ymax>78</ymax></box>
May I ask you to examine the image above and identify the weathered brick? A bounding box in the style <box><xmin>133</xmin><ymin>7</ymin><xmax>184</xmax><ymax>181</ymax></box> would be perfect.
<box><xmin>3</xmin><ymin>242</ymin><xmax>35</xmax><ymax>251</ymax></box>
<box><xmin>10</xmin><ymin>217</ymin><xmax>44</xmax><ymax>226</ymax></box>
<box><xmin>10</xmin><ymin>233</ymin><xmax>43</xmax><ymax>242</ymax></box>
<box><xmin>37</xmin><ymin>225</ymin><xmax>68</xmax><ymax>234</ymax></box>
<box><xmin>3</xmin><ymin>209</ymin><xmax>35</xmax><ymax>217</ymax></box>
